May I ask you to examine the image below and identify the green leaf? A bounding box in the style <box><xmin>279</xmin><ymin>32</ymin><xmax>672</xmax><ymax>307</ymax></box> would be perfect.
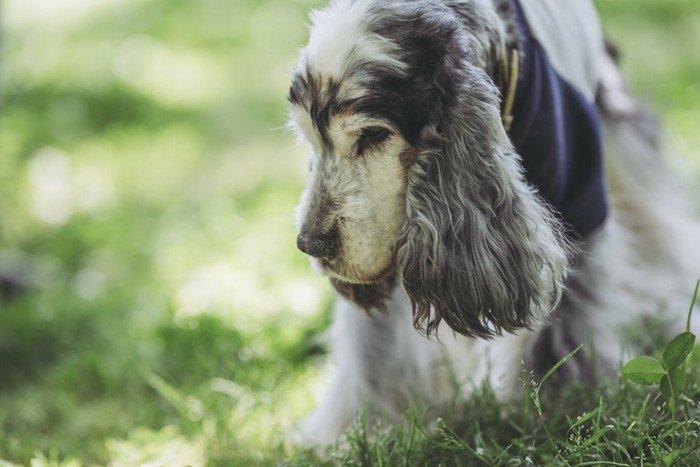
<box><xmin>660</xmin><ymin>367</ymin><xmax>686</xmax><ymax>399</ymax></box>
<box><xmin>623</xmin><ymin>356</ymin><xmax>665</xmax><ymax>385</ymax></box>
<box><xmin>664</xmin><ymin>450</ymin><xmax>681</xmax><ymax>467</ymax></box>
<box><xmin>662</xmin><ymin>332</ymin><xmax>696</xmax><ymax>369</ymax></box>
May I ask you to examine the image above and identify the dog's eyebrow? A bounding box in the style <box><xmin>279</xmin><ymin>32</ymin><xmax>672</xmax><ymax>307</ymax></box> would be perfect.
<box><xmin>334</xmin><ymin>99</ymin><xmax>369</xmax><ymax>130</ymax></box>
<box><xmin>335</xmin><ymin>99</ymin><xmax>360</xmax><ymax>115</ymax></box>
<box><xmin>338</xmin><ymin>113</ymin><xmax>391</xmax><ymax>133</ymax></box>
<box><xmin>335</xmin><ymin>95</ymin><xmax>391</xmax><ymax>115</ymax></box>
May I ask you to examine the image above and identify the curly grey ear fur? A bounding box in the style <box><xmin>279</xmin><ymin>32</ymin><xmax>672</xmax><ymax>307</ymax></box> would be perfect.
<box><xmin>395</xmin><ymin>58</ymin><xmax>572</xmax><ymax>339</ymax></box>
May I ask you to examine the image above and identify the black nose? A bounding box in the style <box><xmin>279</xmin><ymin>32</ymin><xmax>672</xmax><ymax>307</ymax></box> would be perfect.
<box><xmin>297</xmin><ymin>229</ymin><xmax>339</xmax><ymax>259</ymax></box>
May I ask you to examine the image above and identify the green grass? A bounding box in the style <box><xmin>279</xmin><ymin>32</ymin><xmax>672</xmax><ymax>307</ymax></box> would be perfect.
<box><xmin>293</xmin><ymin>368</ymin><xmax>700</xmax><ymax>466</ymax></box>
<box><xmin>0</xmin><ymin>0</ymin><xmax>699</xmax><ymax>465</ymax></box>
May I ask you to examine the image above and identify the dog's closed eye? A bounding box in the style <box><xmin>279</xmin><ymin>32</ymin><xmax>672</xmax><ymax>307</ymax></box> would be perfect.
<box><xmin>357</xmin><ymin>127</ymin><xmax>391</xmax><ymax>156</ymax></box>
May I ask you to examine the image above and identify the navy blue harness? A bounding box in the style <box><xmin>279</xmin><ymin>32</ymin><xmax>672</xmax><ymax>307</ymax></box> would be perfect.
<box><xmin>507</xmin><ymin>0</ymin><xmax>608</xmax><ymax>239</ymax></box>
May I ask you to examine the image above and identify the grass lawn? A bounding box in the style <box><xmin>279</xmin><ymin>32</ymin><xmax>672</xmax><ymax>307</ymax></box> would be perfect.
<box><xmin>1</xmin><ymin>0</ymin><xmax>699</xmax><ymax>465</ymax></box>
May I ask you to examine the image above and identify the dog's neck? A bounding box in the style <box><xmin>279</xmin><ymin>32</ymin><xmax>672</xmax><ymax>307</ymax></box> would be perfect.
<box><xmin>330</xmin><ymin>276</ymin><xmax>396</xmax><ymax>313</ymax></box>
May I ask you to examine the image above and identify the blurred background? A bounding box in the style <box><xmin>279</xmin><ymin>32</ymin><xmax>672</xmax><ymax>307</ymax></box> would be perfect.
<box><xmin>0</xmin><ymin>0</ymin><xmax>698</xmax><ymax>464</ymax></box>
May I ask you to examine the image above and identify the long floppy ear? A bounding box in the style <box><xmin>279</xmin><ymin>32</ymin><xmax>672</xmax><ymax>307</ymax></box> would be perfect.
<box><xmin>395</xmin><ymin>59</ymin><xmax>572</xmax><ymax>339</ymax></box>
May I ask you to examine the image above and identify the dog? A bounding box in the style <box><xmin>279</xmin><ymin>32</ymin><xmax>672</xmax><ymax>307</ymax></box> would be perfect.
<box><xmin>287</xmin><ymin>0</ymin><xmax>700</xmax><ymax>445</ymax></box>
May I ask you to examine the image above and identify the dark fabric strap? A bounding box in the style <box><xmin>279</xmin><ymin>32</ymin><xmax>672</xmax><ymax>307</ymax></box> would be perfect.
<box><xmin>507</xmin><ymin>0</ymin><xmax>608</xmax><ymax>239</ymax></box>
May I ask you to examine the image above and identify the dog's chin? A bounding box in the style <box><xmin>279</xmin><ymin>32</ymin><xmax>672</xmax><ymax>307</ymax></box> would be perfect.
<box><xmin>310</xmin><ymin>257</ymin><xmax>391</xmax><ymax>285</ymax></box>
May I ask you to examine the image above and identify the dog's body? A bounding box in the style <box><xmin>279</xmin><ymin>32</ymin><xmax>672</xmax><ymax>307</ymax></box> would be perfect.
<box><xmin>287</xmin><ymin>0</ymin><xmax>700</xmax><ymax>445</ymax></box>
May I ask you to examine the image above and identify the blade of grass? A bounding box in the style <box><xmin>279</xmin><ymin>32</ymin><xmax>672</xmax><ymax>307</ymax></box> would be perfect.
<box><xmin>686</xmin><ymin>280</ymin><xmax>699</xmax><ymax>333</ymax></box>
<box><xmin>539</xmin><ymin>344</ymin><xmax>584</xmax><ymax>388</ymax></box>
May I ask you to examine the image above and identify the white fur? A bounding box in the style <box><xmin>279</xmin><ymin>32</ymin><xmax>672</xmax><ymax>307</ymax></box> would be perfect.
<box><xmin>305</xmin><ymin>0</ymin><xmax>407</xmax><ymax>76</ymax></box>
<box><xmin>297</xmin><ymin>286</ymin><xmax>539</xmax><ymax>445</ymax></box>
<box><xmin>300</xmin><ymin>0</ymin><xmax>408</xmax><ymax>104</ymax></box>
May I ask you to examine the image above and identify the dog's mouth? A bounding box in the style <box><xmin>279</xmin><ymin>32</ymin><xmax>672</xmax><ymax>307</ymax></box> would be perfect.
<box><xmin>317</xmin><ymin>258</ymin><xmax>361</xmax><ymax>283</ymax></box>
<box><xmin>316</xmin><ymin>257</ymin><xmax>392</xmax><ymax>285</ymax></box>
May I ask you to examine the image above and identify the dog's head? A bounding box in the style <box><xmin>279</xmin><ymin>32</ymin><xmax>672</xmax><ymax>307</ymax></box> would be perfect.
<box><xmin>288</xmin><ymin>0</ymin><xmax>571</xmax><ymax>338</ymax></box>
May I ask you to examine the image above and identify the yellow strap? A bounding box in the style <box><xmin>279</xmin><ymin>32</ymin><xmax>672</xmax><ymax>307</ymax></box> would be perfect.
<box><xmin>498</xmin><ymin>46</ymin><xmax>519</xmax><ymax>132</ymax></box>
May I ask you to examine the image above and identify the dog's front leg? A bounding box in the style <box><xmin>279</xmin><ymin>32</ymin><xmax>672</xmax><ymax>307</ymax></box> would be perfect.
<box><xmin>297</xmin><ymin>289</ymin><xmax>436</xmax><ymax>446</ymax></box>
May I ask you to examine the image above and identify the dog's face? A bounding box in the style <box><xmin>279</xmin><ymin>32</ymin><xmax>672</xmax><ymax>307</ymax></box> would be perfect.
<box><xmin>290</xmin><ymin>106</ymin><xmax>413</xmax><ymax>283</ymax></box>
<box><xmin>288</xmin><ymin>0</ymin><xmax>571</xmax><ymax>338</ymax></box>
<box><xmin>287</xmin><ymin>2</ymin><xmax>423</xmax><ymax>285</ymax></box>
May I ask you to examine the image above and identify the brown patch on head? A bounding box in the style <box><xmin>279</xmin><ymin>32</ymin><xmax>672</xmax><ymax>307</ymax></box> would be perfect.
<box><xmin>398</xmin><ymin>147</ymin><xmax>418</xmax><ymax>175</ymax></box>
<box><xmin>289</xmin><ymin>68</ymin><xmax>346</xmax><ymax>148</ymax></box>
<box><xmin>334</xmin><ymin>99</ymin><xmax>361</xmax><ymax>118</ymax></box>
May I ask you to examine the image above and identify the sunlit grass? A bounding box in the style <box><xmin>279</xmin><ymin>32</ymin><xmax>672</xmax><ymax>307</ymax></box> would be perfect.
<box><xmin>0</xmin><ymin>0</ymin><xmax>699</xmax><ymax>464</ymax></box>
